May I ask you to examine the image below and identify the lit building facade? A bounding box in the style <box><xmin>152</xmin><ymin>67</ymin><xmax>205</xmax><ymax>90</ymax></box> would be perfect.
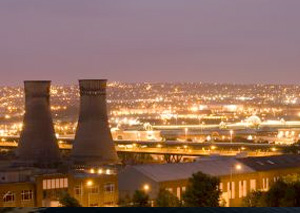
<box><xmin>111</xmin><ymin>129</ymin><xmax>162</xmax><ymax>141</ymax></box>
<box><xmin>0</xmin><ymin>168</ymin><xmax>118</xmax><ymax>207</ymax></box>
<box><xmin>119</xmin><ymin>155</ymin><xmax>300</xmax><ymax>207</ymax></box>
<box><xmin>0</xmin><ymin>79</ymin><xmax>119</xmax><ymax>208</ymax></box>
<box><xmin>276</xmin><ymin>128</ymin><xmax>300</xmax><ymax>145</ymax></box>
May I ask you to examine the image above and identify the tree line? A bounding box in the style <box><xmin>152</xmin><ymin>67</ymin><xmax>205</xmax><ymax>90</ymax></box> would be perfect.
<box><xmin>243</xmin><ymin>174</ymin><xmax>300</xmax><ymax>207</ymax></box>
<box><xmin>121</xmin><ymin>172</ymin><xmax>222</xmax><ymax>207</ymax></box>
<box><xmin>58</xmin><ymin>172</ymin><xmax>300</xmax><ymax>207</ymax></box>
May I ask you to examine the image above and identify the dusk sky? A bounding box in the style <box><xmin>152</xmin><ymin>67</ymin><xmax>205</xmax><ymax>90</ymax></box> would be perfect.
<box><xmin>1</xmin><ymin>0</ymin><xmax>300</xmax><ymax>85</ymax></box>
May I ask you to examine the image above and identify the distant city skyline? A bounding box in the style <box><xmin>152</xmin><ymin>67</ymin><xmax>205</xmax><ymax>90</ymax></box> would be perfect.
<box><xmin>1</xmin><ymin>0</ymin><xmax>300</xmax><ymax>85</ymax></box>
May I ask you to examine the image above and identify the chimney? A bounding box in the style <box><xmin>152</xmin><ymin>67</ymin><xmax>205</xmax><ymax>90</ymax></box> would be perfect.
<box><xmin>71</xmin><ymin>79</ymin><xmax>118</xmax><ymax>166</ymax></box>
<box><xmin>16</xmin><ymin>81</ymin><xmax>61</xmax><ymax>167</ymax></box>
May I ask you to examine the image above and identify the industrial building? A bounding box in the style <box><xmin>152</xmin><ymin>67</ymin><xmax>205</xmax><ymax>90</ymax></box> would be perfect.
<box><xmin>0</xmin><ymin>79</ymin><xmax>119</xmax><ymax>207</ymax></box>
<box><xmin>0</xmin><ymin>167</ymin><xmax>118</xmax><ymax>207</ymax></box>
<box><xmin>16</xmin><ymin>81</ymin><xmax>61</xmax><ymax>167</ymax></box>
<box><xmin>71</xmin><ymin>79</ymin><xmax>119</xmax><ymax>166</ymax></box>
<box><xmin>119</xmin><ymin>155</ymin><xmax>300</xmax><ymax>207</ymax></box>
<box><xmin>2</xmin><ymin>79</ymin><xmax>300</xmax><ymax>208</ymax></box>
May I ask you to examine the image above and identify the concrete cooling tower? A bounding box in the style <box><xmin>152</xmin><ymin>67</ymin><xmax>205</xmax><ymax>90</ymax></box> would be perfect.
<box><xmin>71</xmin><ymin>79</ymin><xmax>119</xmax><ymax>166</ymax></box>
<box><xmin>16</xmin><ymin>81</ymin><xmax>61</xmax><ymax>167</ymax></box>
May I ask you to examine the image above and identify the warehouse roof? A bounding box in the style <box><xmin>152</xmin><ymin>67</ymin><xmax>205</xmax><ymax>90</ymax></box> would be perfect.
<box><xmin>125</xmin><ymin>158</ymin><xmax>254</xmax><ymax>182</ymax></box>
<box><xmin>122</xmin><ymin>155</ymin><xmax>300</xmax><ymax>183</ymax></box>
<box><xmin>237</xmin><ymin>155</ymin><xmax>300</xmax><ymax>171</ymax></box>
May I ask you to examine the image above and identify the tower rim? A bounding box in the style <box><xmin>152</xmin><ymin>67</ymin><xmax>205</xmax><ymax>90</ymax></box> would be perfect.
<box><xmin>79</xmin><ymin>79</ymin><xmax>107</xmax><ymax>82</ymax></box>
<box><xmin>24</xmin><ymin>80</ymin><xmax>51</xmax><ymax>83</ymax></box>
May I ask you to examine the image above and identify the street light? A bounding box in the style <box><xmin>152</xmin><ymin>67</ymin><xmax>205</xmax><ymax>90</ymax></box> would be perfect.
<box><xmin>235</xmin><ymin>164</ymin><xmax>242</xmax><ymax>170</ymax></box>
<box><xmin>86</xmin><ymin>180</ymin><xmax>93</xmax><ymax>187</ymax></box>
<box><xmin>210</xmin><ymin>145</ymin><xmax>216</xmax><ymax>150</ymax></box>
<box><xmin>143</xmin><ymin>184</ymin><xmax>150</xmax><ymax>192</ymax></box>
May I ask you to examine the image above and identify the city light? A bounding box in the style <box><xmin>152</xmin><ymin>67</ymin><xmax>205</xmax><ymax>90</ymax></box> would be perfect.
<box><xmin>86</xmin><ymin>180</ymin><xmax>93</xmax><ymax>187</ymax></box>
<box><xmin>143</xmin><ymin>184</ymin><xmax>150</xmax><ymax>192</ymax></box>
<box><xmin>230</xmin><ymin>130</ymin><xmax>234</xmax><ymax>143</ymax></box>
<box><xmin>1</xmin><ymin>1</ymin><xmax>300</xmax><ymax>208</ymax></box>
<box><xmin>235</xmin><ymin>164</ymin><xmax>242</xmax><ymax>170</ymax></box>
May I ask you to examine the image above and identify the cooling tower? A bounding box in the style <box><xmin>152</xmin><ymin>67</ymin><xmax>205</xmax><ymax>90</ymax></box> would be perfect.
<box><xmin>16</xmin><ymin>81</ymin><xmax>61</xmax><ymax>166</ymax></box>
<box><xmin>71</xmin><ymin>79</ymin><xmax>119</xmax><ymax>166</ymax></box>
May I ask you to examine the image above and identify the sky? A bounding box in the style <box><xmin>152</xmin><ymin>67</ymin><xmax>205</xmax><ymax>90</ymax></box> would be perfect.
<box><xmin>0</xmin><ymin>0</ymin><xmax>300</xmax><ymax>85</ymax></box>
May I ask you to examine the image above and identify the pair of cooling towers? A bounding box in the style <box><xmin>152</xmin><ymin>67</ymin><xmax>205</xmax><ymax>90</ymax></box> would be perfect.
<box><xmin>16</xmin><ymin>79</ymin><xmax>119</xmax><ymax>167</ymax></box>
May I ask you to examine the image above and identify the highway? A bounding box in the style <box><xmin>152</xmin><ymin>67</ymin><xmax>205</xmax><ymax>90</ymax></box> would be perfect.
<box><xmin>0</xmin><ymin>140</ymin><xmax>282</xmax><ymax>157</ymax></box>
<box><xmin>0</xmin><ymin>135</ymin><xmax>288</xmax><ymax>157</ymax></box>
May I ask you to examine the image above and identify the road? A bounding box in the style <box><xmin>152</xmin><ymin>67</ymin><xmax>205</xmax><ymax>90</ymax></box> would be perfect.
<box><xmin>0</xmin><ymin>138</ymin><xmax>284</xmax><ymax>157</ymax></box>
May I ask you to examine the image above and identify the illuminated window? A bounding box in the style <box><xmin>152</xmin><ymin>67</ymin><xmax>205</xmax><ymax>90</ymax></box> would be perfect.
<box><xmin>74</xmin><ymin>186</ymin><xmax>81</xmax><ymax>195</ymax></box>
<box><xmin>90</xmin><ymin>186</ymin><xmax>99</xmax><ymax>194</ymax></box>
<box><xmin>166</xmin><ymin>188</ymin><xmax>173</xmax><ymax>193</ymax></box>
<box><xmin>176</xmin><ymin>187</ymin><xmax>181</xmax><ymax>199</ymax></box>
<box><xmin>55</xmin><ymin>179</ymin><xmax>60</xmax><ymax>188</ymax></box>
<box><xmin>274</xmin><ymin>176</ymin><xmax>280</xmax><ymax>182</ymax></box>
<box><xmin>237</xmin><ymin>180</ymin><xmax>247</xmax><ymax>197</ymax></box>
<box><xmin>59</xmin><ymin>178</ymin><xmax>64</xmax><ymax>188</ymax></box>
<box><xmin>47</xmin><ymin>180</ymin><xmax>51</xmax><ymax>189</ymax></box>
<box><xmin>231</xmin><ymin>182</ymin><xmax>235</xmax><ymax>199</ymax></box>
<box><xmin>43</xmin><ymin>180</ymin><xmax>47</xmax><ymax>190</ymax></box>
<box><xmin>250</xmin><ymin>179</ymin><xmax>256</xmax><ymax>191</ymax></box>
<box><xmin>51</xmin><ymin>179</ymin><xmax>55</xmax><ymax>189</ymax></box>
<box><xmin>262</xmin><ymin>178</ymin><xmax>269</xmax><ymax>191</ymax></box>
<box><xmin>227</xmin><ymin>182</ymin><xmax>235</xmax><ymax>199</ymax></box>
<box><xmin>104</xmin><ymin>183</ymin><xmax>115</xmax><ymax>193</ymax></box>
<box><xmin>219</xmin><ymin>183</ymin><xmax>223</xmax><ymax>192</ymax></box>
<box><xmin>63</xmin><ymin>178</ymin><xmax>68</xmax><ymax>188</ymax></box>
<box><xmin>21</xmin><ymin>190</ymin><xmax>33</xmax><ymax>201</ymax></box>
<box><xmin>238</xmin><ymin>181</ymin><xmax>242</xmax><ymax>198</ymax></box>
<box><xmin>43</xmin><ymin>178</ymin><xmax>68</xmax><ymax>189</ymax></box>
<box><xmin>243</xmin><ymin>180</ymin><xmax>247</xmax><ymax>197</ymax></box>
<box><xmin>3</xmin><ymin>192</ymin><xmax>15</xmax><ymax>203</ymax></box>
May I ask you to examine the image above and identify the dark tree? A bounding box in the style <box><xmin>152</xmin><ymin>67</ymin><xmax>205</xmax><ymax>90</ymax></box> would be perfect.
<box><xmin>280</xmin><ymin>186</ymin><xmax>296</xmax><ymax>207</ymax></box>
<box><xmin>243</xmin><ymin>178</ymin><xmax>300</xmax><ymax>207</ymax></box>
<box><xmin>282</xmin><ymin>144</ymin><xmax>300</xmax><ymax>154</ymax></box>
<box><xmin>156</xmin><ymin>188</ymin><xmax>180</xmax><ymax>207</ymax></box>
<box><xmin>132</xmin><ymin>190</ymin><xmax>150</xmax><ymax>207</ymax></box>
<box><xmin>182</xmin><ymin>172</ymin><xmax>221</xmax><ymax>207</ymax></box>
<box><xmin>242</xmin><ymin>190</ymin><xmax>266</xmax><ymax>207</ymax></box>
<box><xmin>59</xmin><ymin>192</ymin><xmax>81</xmax><ymax>207</ymax></box>
<box><xmin>265</xmin><ymin>179</ymin><xmax>288</xmax><ymax>207</ymax></box>
<box><xmin>118</xmin><ymin>194</ymin><xmax>132</xmax><ymax>207</ymax></box>
<box><xmin>292</xmin><ymin>181</ymin><xmax>300</xmax><ymax>206</ymax></box>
